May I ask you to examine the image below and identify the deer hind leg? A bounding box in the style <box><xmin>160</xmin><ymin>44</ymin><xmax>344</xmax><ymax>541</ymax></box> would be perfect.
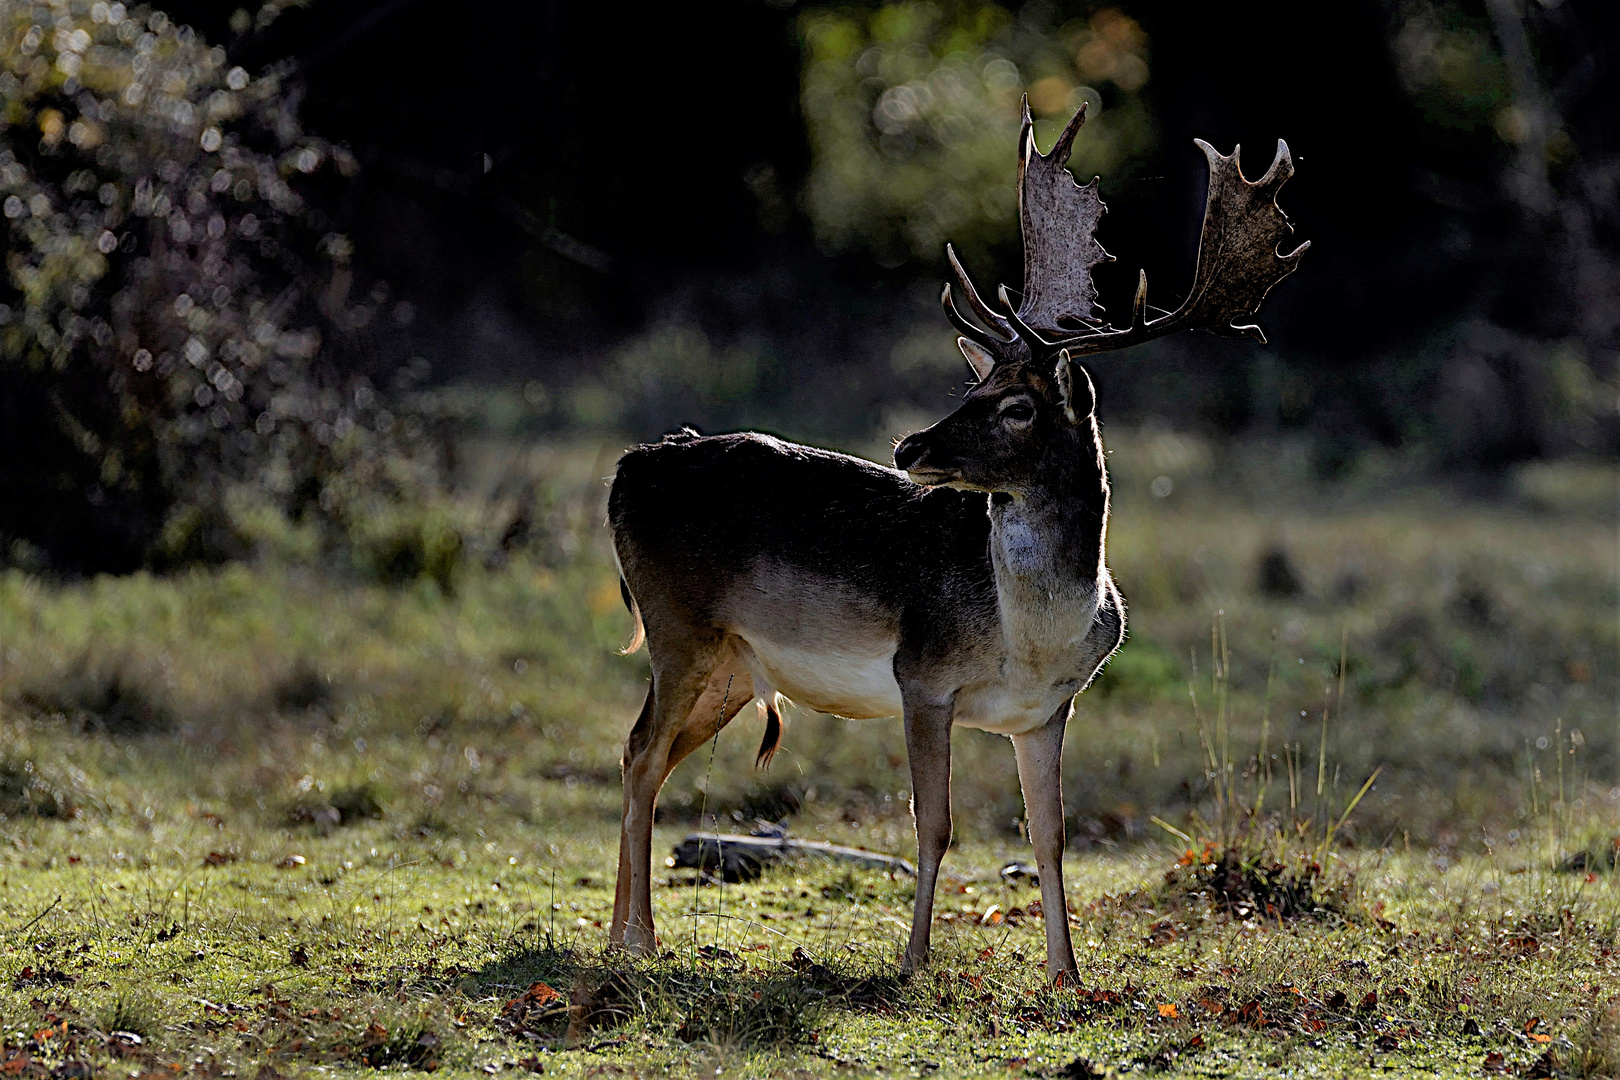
<box><xmin>609</xmin><ymin>684</ymin><xmax>658</xmax><ymax>950</ymax></box>
<box><xmin>609</xmin><ymin>635</ymin><xmax>754</xmax><ymax>956</ymax></box>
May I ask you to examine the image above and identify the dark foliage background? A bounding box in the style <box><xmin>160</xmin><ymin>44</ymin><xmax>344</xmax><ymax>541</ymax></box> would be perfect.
<box><xmin>3</xmin><ymin>0</ymin><xmax>1617</xmax><ymax>572</ymax></box>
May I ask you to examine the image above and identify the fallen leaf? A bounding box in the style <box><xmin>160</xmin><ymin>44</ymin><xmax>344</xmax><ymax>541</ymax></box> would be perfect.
<box><xmin>502</xmin><ymin>981</ymin><xmax>562</xmax><ymax>1017</ymax></box>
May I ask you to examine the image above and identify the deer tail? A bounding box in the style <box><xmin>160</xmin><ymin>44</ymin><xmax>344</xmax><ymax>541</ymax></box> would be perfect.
<box><xmin>617</xmin><ymin>577</ymin><xmax>646</xmax><ymax>655</ymax></box>
<box><xmin>755</xmin><ymin>694</ymin><xmax>785</xmax><ymax>769</ymax></box>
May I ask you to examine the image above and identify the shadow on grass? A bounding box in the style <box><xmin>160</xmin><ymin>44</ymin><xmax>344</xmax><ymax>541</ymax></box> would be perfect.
<box><xmin>468</xmin><ymin>942</ymin><xmax>587</xmax><ymax>1002</ymax></box>
<box><xmin>467</xmin><ymin>942</ymin><xmax>908</xmax><ymax>1052</ymax></box>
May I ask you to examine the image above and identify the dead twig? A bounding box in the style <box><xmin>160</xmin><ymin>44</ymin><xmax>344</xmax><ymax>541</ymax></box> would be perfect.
<box><xmin>8</xmin><ymin>894</ymin><xmax>62</xmax><ymax>936</ymax></box>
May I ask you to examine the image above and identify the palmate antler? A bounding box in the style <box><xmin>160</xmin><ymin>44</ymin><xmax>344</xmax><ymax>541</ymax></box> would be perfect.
<box><xmin>943</xmin><ymin>98</ymin><xmax>1309</xmax><ymax>370</ymax></box>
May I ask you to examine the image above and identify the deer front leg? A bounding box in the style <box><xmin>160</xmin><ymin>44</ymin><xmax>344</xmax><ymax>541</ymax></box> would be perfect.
<box><xmin>1011</xmin><ymin>702</ymin><xmax>1078</xmax><ymax>979</ymax></box>
<box><xmin>901</xmin><ymin>697</ymin><xmax>953</xmax><ymax>974</ymax></box>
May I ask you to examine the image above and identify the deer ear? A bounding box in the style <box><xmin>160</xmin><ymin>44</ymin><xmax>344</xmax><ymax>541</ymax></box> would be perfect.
<box><xmin>957</xmin><ymin>336</ymin><xmax>996</xmax><ymax>380</ymax></box>
<box><xmin>1054</xmin><ymin>350</ymin><xmax>1095</xmax><ymax>424</ymax></box>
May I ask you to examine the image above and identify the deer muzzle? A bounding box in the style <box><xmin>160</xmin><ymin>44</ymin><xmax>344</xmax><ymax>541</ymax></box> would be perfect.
<box><xmin>894</xmin><ymin>432</ymin><xmax>956</xmax><ymax>485</ymax></box>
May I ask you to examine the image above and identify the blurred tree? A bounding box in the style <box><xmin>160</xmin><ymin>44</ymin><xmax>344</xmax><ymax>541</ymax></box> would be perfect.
<box><xmin>0</xmin><ymin>0</ymin><xmax>421</xmax><ymax>572</ymax></box>
<box><xmin>800</xmin><ymin>2</ymin><xmax>1153</xmax><ymax>272</ymax></box>
<box><xmin>1386</xmin><ymin>0</ymin><xmax>1619</xmax><ymax>466</ymax></box>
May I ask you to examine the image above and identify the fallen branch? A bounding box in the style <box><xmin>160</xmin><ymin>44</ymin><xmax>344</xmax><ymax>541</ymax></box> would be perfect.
<box><xmin>670</xmin><ymin>833</ymin><xmax>915</xmax><ymax>882</ymax></box>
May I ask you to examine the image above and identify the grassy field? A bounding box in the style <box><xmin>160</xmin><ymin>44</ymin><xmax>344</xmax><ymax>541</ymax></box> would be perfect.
<box><xmin>0</xmin><ymin>435</ymin><xmax>1616</xmax><ymax>1078</ymax></box>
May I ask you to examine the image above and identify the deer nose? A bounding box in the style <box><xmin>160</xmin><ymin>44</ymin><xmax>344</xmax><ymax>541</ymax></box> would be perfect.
<box><xmin>894</xmin><ymin>434</ymin><xmax>929</xmax><ymax>472</ymax></box>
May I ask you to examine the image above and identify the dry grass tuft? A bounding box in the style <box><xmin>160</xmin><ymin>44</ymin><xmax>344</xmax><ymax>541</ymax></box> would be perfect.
<box><xmin>1160</xmin><ymin>840</ymin><xmax>1356</xmax><ymax>922</ymax></box>
<box><xmin>287</xmin><ymin>782</ymin><xmax>386</xmax><ymax>830</ymax></box>
<box><xmin>18</xmin><ymin>654</ymin><xmax>171</xmax><ymax>735</ymax></box>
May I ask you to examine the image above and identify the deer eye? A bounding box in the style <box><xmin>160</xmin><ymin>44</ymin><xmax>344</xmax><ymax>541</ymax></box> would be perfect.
<box><xmin>999</xmin><ymin>399</ymin><xmax>1035</xmax><ymax>424</ymax></box>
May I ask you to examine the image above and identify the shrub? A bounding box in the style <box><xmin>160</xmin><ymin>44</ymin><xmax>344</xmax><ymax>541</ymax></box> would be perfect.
<box><xmin>344</xmin><ymin>496</ymin><xmax>463</xmax><ymax>592</ymax></box>
<box><xmin>0</xmin><ymin>755</ymin><xmax>75</xmax><ymax>818</ymax></box>
<box><xmin>0</xmin><ymin>1</ymin><xmax>429</xmax><ymax>572</ymax></box>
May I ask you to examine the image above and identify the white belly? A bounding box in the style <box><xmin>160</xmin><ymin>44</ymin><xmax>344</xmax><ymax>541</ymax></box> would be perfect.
<box><xmin>951</xmin><ymin>677</ymin><xmax>1073</xmax><ymax>736</ymax></box>
<box><xmin>741</xmin><ymin>634</ymin><xmax>903</xmax><ymax>720</ymax></box>
<box><xmin>739</xmin><ymin>634</ymin><xmax>1069</xmax><ymax>734</ymax></box>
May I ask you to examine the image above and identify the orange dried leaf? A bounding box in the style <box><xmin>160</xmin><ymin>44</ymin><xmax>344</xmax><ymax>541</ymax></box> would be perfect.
<box><xmin>524</xmin><ymin>981</ymin><xmax>562</xmax><ymax>1005</ymax></box>
<box><xmin>1158</xmin><ymin>1003</ymin><xmax>1178</xmax><ymax>1018</ymax></box>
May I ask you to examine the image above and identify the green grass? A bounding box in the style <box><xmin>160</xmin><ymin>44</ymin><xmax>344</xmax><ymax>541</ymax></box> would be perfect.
<box><xmin>0</xmin><ymin>437</ymin><xmax>1615</xmax><ymax>1077</ymax></box>
<box><xmin>1</xmin><ymin>817</ymin><xmax>1617</xmax><ymax>1077</ymax></box>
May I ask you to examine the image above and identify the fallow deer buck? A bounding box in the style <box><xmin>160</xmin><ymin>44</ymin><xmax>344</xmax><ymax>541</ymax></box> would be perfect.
<box><xmin>606</xmin><ymin>100</ymin><xmax>1307</xmax><ymax>977</ymax></box>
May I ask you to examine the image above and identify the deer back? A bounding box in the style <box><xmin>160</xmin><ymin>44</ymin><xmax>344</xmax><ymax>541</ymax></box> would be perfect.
<box><xmin>609</xmin><ymin>432</ymin><xmax>1001</xmax><ymax>667</ymax></box>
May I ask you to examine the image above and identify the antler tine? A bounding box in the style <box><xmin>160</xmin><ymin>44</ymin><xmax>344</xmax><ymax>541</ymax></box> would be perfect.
<box><xmin>941</xmin><ymin>284</ymin><xmax>1011</xmax><ymax>354</ymax></box>
<box><xmin>1017</xmin><ymin>94</ymin><xmax>1034</xmax><ymax>169</ymax></box>
<box><xmin>1013</xmin><ymin>92</ymin><xmax>1086</xmax><ymax>173</ymax></box>
<box><xmin>1049</xmin><ymin>100</ymin><xmax>1088</xmax><ymax>168</ymax></box>
<box><xmin>997</xmin><ymin>284</ymin><xmax>1058</xmax><ymax>356</ymax></box>
<box><xmin>1253</xmin><ymin>136</ymin><xmax>1297</xmax><ymax>188</ymax></box>
<box><xmin>945</xmin><ymin>244</ymin><xmax>1012</xmax><ymax>339</ymax></box>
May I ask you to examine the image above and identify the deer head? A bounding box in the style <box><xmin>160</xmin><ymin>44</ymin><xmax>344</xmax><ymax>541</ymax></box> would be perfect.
<box><xmin>895</xmin><ymin>99</ymin><xmax>1309</xmax><ymax>492</ymax></box>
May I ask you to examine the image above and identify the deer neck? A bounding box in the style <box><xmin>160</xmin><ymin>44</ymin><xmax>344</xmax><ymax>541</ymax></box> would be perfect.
<box><xmin>986</xmin><ymin>430</ymin><xmax>1108</xmax><ymax>672</ymax></box>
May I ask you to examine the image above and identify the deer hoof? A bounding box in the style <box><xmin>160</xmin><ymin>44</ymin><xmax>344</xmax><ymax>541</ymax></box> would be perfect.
<box><xmin>621</xmin><ymin>925</ymin><xmax>658</xmax><ymax>957</ymax></box>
